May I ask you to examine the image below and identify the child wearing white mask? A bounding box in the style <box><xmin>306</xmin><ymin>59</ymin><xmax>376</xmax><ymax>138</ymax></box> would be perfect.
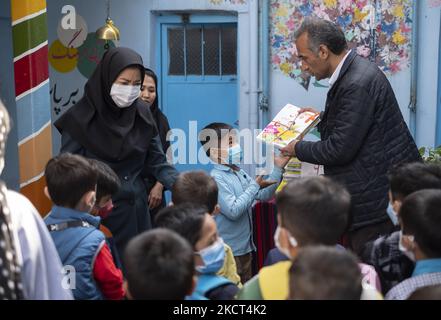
<box><xmin>155</xmin><ymin>204</ymin><xmax>237</xmax><ymax>300</ymax></box>
<box><xmin>237</xmin><ymin>176</ymin><xmax>382</xmax><ymax>300</ymax></box>
<box><xmin>386</xmin><ymin>189</ymin><xmax>441</xmax><ymax>300</ymax></box>
<box><xmin>362</xmin><ymin>162</ymin><xmax>441</xmax><ymax>294</ymax></box>
<box><xmin>199</xmin><ymin>123</ymin><xmax>290</xmax><ymax>284</ymax></box>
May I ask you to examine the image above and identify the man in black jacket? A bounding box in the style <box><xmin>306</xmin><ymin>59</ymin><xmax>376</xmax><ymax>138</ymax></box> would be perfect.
<box><xmin>280</xmin><ymin>18</ymin><xmax>421</xmax><ymax>256</ymax></box>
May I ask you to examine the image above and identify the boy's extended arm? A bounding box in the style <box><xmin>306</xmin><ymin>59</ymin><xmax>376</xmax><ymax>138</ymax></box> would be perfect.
<box><xmin>60</xmin><ymin>131</ymin><xmax>86</xmax><ymax>155</ymax></box>
<box><xmin>255</xmin><ymin>166</ymin><xmax>283</xmax><ymax>201</ymax></box>
<box><xmin>214</xmin><ymin>173</ymin><xmax>260</xmax><ymax>221</ymax></box>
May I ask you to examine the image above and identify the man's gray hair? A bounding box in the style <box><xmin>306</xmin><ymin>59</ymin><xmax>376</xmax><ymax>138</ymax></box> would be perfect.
<box><xmin>294</xmin><ymin>17</ymin><xmax>348</xmax><ymax>55</ymax></box>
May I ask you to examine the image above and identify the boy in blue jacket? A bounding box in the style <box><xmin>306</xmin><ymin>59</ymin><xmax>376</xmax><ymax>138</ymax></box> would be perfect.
<box><xmin>44</xmin><ymin>153</ymin><xmax>124</xmax><ymax>300</ymax></box>
<box><xmin>199</xmin><ymin>123</ymin><xmax>289</xmax><ymax>283</ymax></box>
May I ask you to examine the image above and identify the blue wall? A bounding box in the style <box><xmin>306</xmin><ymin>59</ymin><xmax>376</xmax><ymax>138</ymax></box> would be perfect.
<box><xmin>0</xmin><ymin>0</ymin><xmax>20</xmax><ymax>190</ymax></box>
<box><xmin>415</xmin><ymin>2</ymin><xmax>441</xmax><ymax>148</ymax></box>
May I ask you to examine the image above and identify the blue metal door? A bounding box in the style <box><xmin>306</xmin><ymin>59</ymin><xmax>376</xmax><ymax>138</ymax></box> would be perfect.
<box><xmin>160</xmin><ymin>20</ymin><xmax>238</xmax><ymax>174</ymax></box>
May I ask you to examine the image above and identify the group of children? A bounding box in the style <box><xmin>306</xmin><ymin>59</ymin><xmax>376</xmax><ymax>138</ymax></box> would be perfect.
<box><xmin>40</xmin><ymin>122</ymin><xmax>441</xmax><ymax>300</ymax></box>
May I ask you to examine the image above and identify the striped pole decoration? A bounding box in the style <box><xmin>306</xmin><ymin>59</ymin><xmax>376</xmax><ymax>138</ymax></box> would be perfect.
<box><xmin>10</xmin><ymin>0</ymin><xmax>53</xmax><ymax>216</ymax></box>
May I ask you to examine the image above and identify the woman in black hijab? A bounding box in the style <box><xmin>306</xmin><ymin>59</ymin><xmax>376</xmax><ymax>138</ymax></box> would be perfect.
<box><xmin>139</xmin><ymin>68</ymin><xmax>171</xmax><ymax>222</ymax></box>
<box><xmin>54</xmin><ymin>47</ymin><xmax>178</xmax><ymax>262</ymax></box>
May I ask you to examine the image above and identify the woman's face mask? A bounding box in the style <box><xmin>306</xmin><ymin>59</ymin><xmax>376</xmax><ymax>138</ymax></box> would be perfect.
<box><xmin>195</xmin><ymin>237</ymin><xmax>226</xmax><ymax>274</ymax></box>
<box><xmin>110</xmin><ymin>83</ymin><xmax>140</xmax><ymax>108</ymax></box>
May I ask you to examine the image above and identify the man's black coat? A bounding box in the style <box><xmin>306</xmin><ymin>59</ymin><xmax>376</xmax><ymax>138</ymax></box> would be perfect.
<box><xmin>296</xmin><ymin>51</ymin><xmax>421</xmax><ymax>231</ymax></box>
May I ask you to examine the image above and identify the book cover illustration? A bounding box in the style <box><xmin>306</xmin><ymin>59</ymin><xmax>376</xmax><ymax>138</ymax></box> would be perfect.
<box><xmin>257</xmin><ymin>104</ymin><xmax>320</xmax><ymax>148</ymax></box>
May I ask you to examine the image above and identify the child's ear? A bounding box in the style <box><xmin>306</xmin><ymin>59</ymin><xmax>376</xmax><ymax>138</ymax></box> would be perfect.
<box><xmin>392</xmin><ymin>200</ymin><xmax>402</xmax><ymax>216</ymax></box>
<box><xmin>212</xmin><ymin>204</ymin><xmax>221</xmax><ymax>216</ymax></box>
<box><xmin>80</xmin><ymin>190</ymin><xmax>96</xmax><ymax>211</ymax></box>
<box><xmin>187</xmin><ymin>275</ymin><xmax>197</xmax><ymax>296</ymax></box>
<box><xmin>44</xmin><ymin>186</ymin><xmax>52</xmax><ymax>201</ymax></box>
<box><xmin>123</xmin><ymin>281</ymin><xmax>132</xmax><ymax>300</ymax></box>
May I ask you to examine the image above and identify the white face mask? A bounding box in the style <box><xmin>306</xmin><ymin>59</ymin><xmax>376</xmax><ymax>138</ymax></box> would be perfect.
<box><xmin>274</xmin><ymin>226</ymin><xmax>298</xmax><ymax>260</ymax></box>
<box><xmin>399</xmin><ymin>230</ymin><xmax>416</xmax><ymax>262</ymax></box>
<box><xmin>110</xmin><ymin>83</ymin><xmax>140</xmax><ymax>108</ymax></box>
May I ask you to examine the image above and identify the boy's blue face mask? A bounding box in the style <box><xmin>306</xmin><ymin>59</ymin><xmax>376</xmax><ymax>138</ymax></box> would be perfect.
<box><xmin>195</xmin><ymin>237</ymin><xmax>225</xmax><ymax>274</ymax></box>
<box><xmin>386</xmin><ymin>202</ymin><xmax>399</xmax><ymax>226</ymax></box>
<box><xmin>227</xmin><ymin>145</ymin><xmax>243</xmax><ymax>165</ymax></box>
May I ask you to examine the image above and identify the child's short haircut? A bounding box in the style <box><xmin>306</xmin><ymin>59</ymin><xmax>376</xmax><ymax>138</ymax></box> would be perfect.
<box><xmin>289</xmin><ymin>246</ymin><xmax>362</xmax><ymax>300</ymax></box>
<box><xmin>172</xmin><ymin>171</ymin><xmax>219</xmax><ymax>213</ymax></box>
<box><xmin>388</xmin><ymin>162</ymin><xmax>441</xmax><ymax>201</ymax></box>
<box><xmin>276</xmin><ymin>177</ymin><xmax>350</xmax><ymax>246</ymax></box>
<box><xmin>400</xmin><ymin>189</ymin><xmax>441</xmax><ymax>258</ymax></box>
<box><xmin>45</xmin><ymin>153</ymin><xmax>97</xmax><ymax>208</ymax></box>
<box><xmin>88</xmin><ymin>158</ymin><xmax>121</xmax><ymax>201</ymax></box>
<box><xmin>199</xmin><ymin>122</ymin><xmax>234</xmax><ymax>157</ymax></box>
<box><xmin>155</xmin><ymin>204</ymin><xmax>208</xmax><ymax>248</ymax></box>
<box><xmin>124</xmin><ymin>228</ymin><xmax>194</xmax><ymax>300</ymax></box>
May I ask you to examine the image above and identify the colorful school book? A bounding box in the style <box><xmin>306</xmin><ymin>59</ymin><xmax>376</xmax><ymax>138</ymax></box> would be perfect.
<box><xmin>276</xmin><ymin>157</ymin><xmax>324</xmax><ymax>193</ymax></box>
<box><xmin>256</xmin><ymin>104</ymin><xmax>321</xmax><ymax>148</ymax></box>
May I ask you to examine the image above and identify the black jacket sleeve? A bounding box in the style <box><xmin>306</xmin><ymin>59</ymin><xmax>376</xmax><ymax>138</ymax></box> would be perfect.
<box><xmin>295</xmin><ymin>84</ymin><xmax>376</xmax><ymax>166</ymax></box>
<box><xmin>143</xmin><ymin>135</ymin><xmax>179</xmax><ymax>191</ymax></box>
<box><xmin>60</xmin><ymin>131</ymin><xmax>86</xmax><ymax>155</ymax></box>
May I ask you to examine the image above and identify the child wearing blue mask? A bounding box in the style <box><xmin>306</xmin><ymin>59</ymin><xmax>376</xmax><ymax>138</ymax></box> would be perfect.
<box><xmin>199</xmin><ymin>123</ymin><xmax>290</xmax><ymax>284</ymax></box>
<box><xmin>155</xmin><ymin>204</ymin><xmax>237</xmax><ymax>300</ymax></box>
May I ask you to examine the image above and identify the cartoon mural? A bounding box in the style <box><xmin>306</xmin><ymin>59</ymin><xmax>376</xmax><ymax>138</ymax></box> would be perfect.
<box><xmin>48</xmin><ymin>14</ymin><xmax>115</xmax><ymax>78</ymax></box>
<box><xmin>270</xmin><ymin>0</ymin><xmax>413</xmax><ymax>90</ymax></box>
<box><xmin>48</xmin><ymin>13</ymin><xmax>115</xmax><ymax>118</ymax></box>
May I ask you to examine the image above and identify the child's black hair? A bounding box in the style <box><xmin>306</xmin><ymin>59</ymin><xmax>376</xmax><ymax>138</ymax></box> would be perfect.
<box><xmin>172</xmin><ymin>171</ymin><xmax>218</xmax><ymax>214</ymax></box>
<box><xmin>289</xmin><ymin>246</ymin><xmax>362</xmax><ymax>300</ymax></box>
<box><xmin>199</xmin><ymin>122</ymin><xmax>234</xmax><ymax>157</ymax></box>
<box><xmin>400</xmin><ymin>189</ymin><xmax>441</xmax><ymax>258</ymax></box>
<box><xmin>124</xmin><ymin>228</ymin><xmax>194</xmax><ymax>300</ymax></box>
<box><xmin>276</xmin><ymin>176</ymin><xmax>351</xmax><ymax>246</ymax></box>
<box><xmin>388</xmin><ymin>162</ymin><xmax>441</xmax><ymax>201</ymax></box>
<box><xmin>45</xmin><ymin>153</ymin><xmax>97</xmax><ymax>208</ymax></box>
<box><xmin>408</xmin><ymin>284</ymin><xmax>441</xmax><ymax>300</ymax></box>
<box><xmin>154</xmin><ymin>204</ymin><xmax>208</xmax><ymax>248</ymax></box>
<box><xmin>88</xmin><ymin>158</ymin><xmax>121</xmax><ymax>202</ymax></box>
